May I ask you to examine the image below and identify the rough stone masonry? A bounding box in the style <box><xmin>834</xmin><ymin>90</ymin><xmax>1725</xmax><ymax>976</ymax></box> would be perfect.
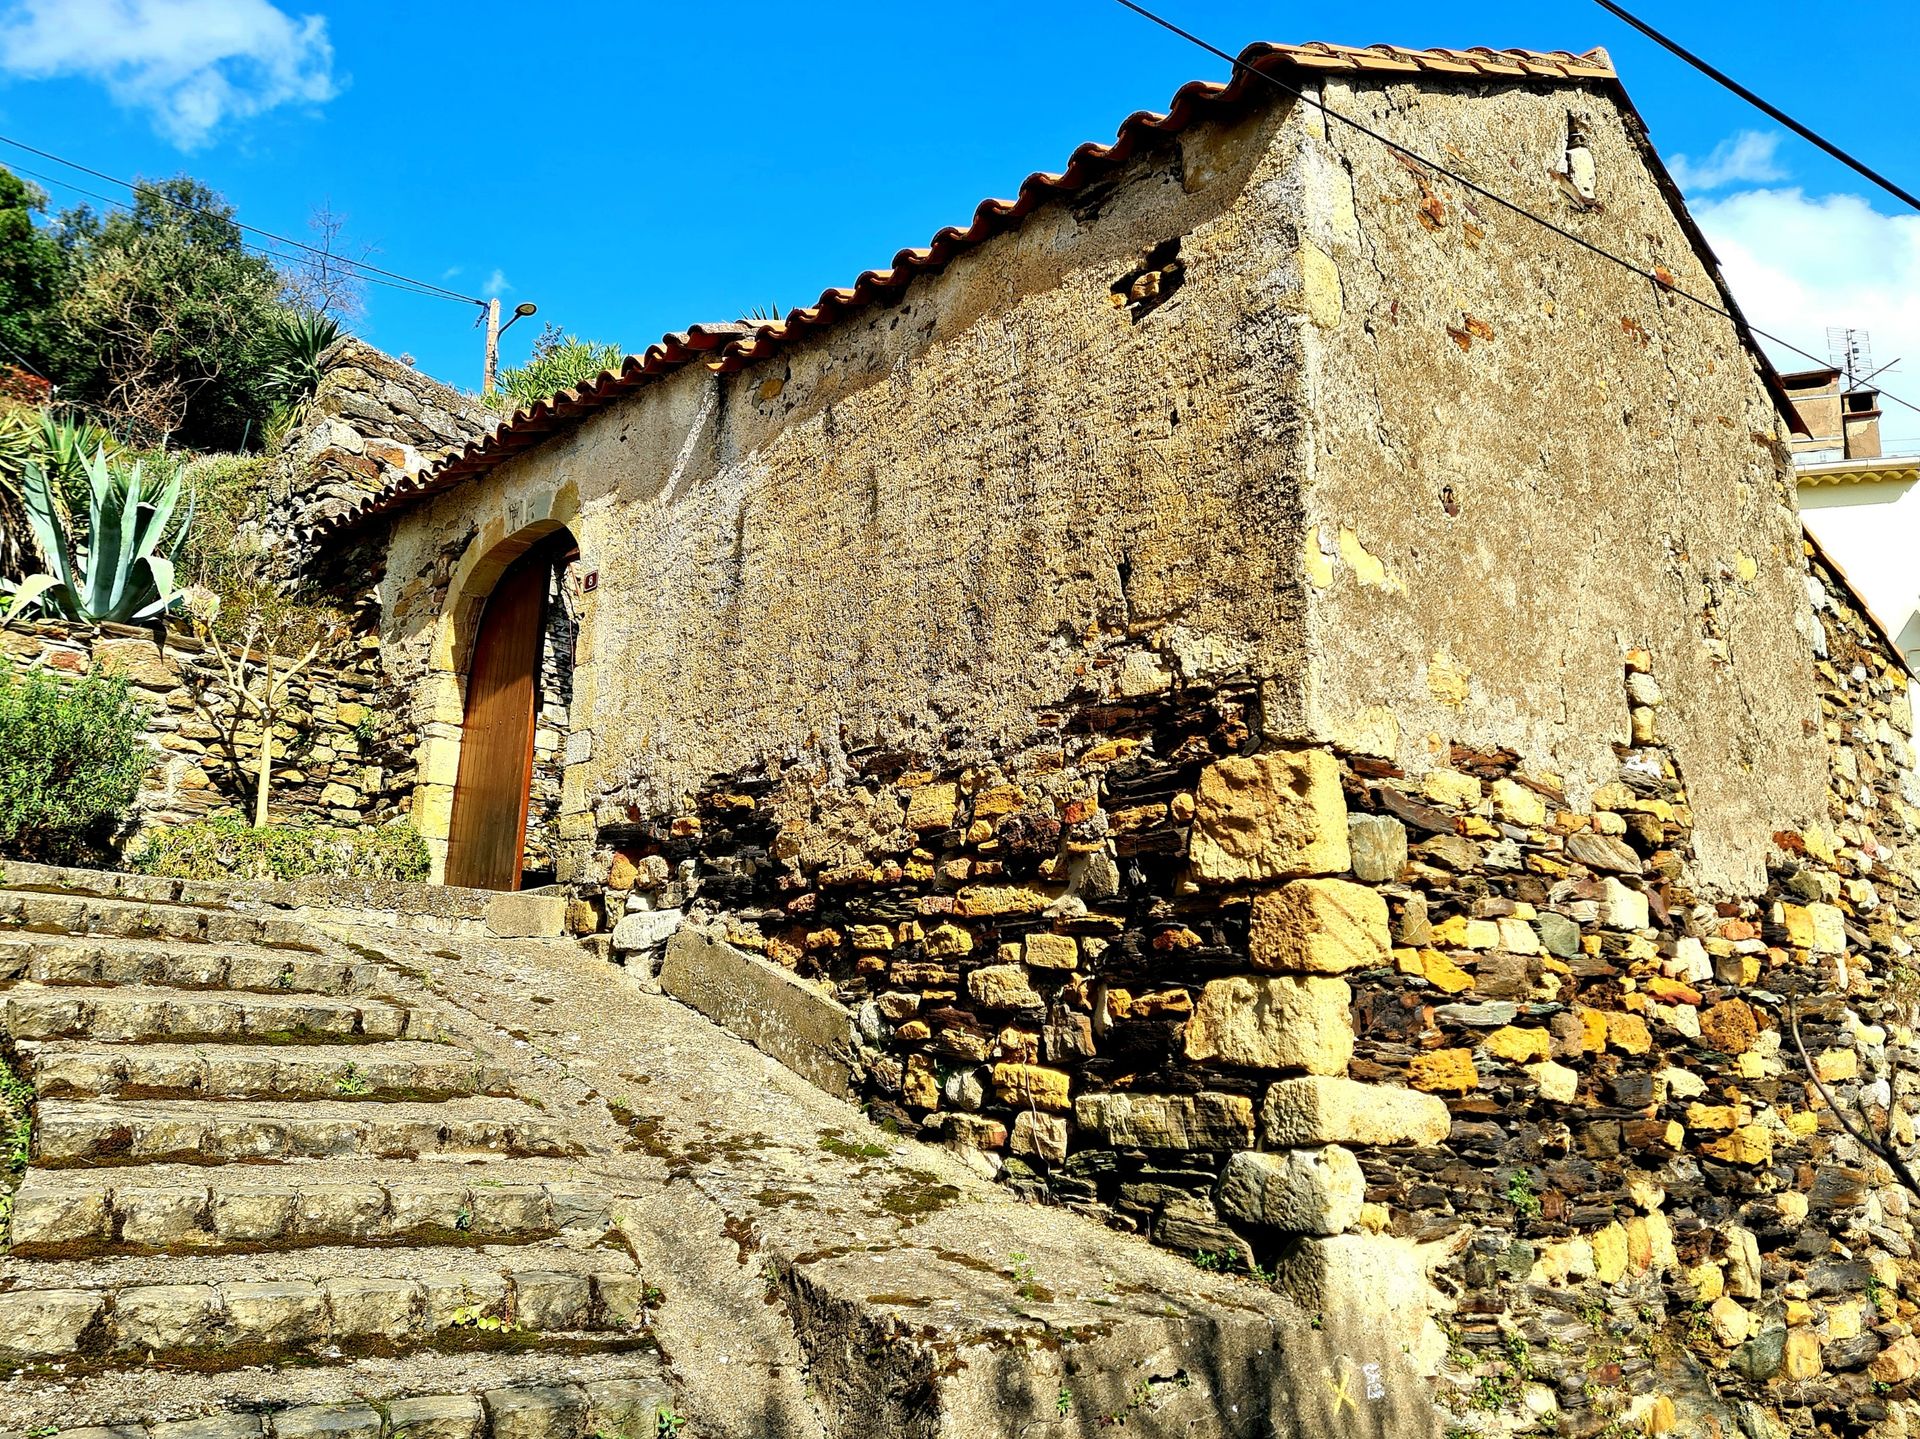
<box><xmin>320</xmin><ymin>42</ymin><xmax>1920</xmax><ymax>1439</ymax></box>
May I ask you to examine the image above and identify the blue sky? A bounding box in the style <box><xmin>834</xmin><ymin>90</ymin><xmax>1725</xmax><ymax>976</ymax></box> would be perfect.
<box><xmin>1</xmin><ymin>0</ymin><xmax>1916</xmax><ymax>444</ymax></box>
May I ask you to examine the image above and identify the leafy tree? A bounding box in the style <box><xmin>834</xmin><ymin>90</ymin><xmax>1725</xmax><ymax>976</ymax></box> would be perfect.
<box><xmin>53</xmin><ymin>178</ymin><xmax>287</xmax><ymax>450</ymax></box>
<box><xmin>491</xmin><ymin>325</ymin><xmax>623</xmax><ymax>410</ymax></box>
<box><xmin>0</xmin><ymin>170</ymin><xmax>66</xmax><ymax>379</ymax></box>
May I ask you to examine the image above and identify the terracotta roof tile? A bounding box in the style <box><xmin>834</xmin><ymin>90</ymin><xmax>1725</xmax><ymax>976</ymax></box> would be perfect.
<box><xmin>318</xmin><ymin>40</ymin><xmax>1617</xmax><ymax>535</ymax></box>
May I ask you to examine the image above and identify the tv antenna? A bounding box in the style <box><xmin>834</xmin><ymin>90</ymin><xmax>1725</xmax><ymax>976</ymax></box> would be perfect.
<box><xmin>1828</xmin><ymin>327</ymin><xmax>1875</xmax><ymax>390</ymax></box>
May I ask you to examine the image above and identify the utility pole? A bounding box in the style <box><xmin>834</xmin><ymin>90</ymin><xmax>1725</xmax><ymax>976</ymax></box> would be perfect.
<box><xmin>482</xmin><ymin>299</ymin><xmax>539</xmax><ymax>399</ymax></box>
<box><xmin>482</xmin><ymin>298</ymin><xmax>501</xmax><ymax>398</ymax></box>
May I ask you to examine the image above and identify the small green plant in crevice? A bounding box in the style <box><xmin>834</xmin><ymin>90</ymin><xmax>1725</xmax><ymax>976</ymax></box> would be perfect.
<box><xmin>817</xmin><ymin>1131</ymin><xmax>888</xmax><ymax>1161</ymax></box>
<box><xmin>1</xmin><ymin>1055</ymin><xmax>33</xmax><ymax>1219</ymax></box>
<box><xmin>444</xmin><ymin>1303</ymin><xmax>514</xmax><ymax>1333</ymax></box>
<box><xmin>454</xmin><ymin>1204</ymin><xmax>473</xmax><ymax>1233</ymax></box>
<box><xmin>1469</xmin><ymin>1371</ymin><xmax>1517</xmax><ymax>1413</ymax></box>
<box><xmin>334</xmin><ymin>1062</ymin><xmax>370</xmax><ymax>1097</ymax></box>
<box><xmin>1007</xmin><ymin>1251</ymin><xmax>1040</xmax><ymax>1302</ymax></box>
<box><xmin>1504</xmin><ymin>1170</ymin><xmax>1542</xmax><ymax>1218</ymax></box>
<box><xmin>654</xmin><ymin>1408</ymin><xmax>688</xmax><ymax>1438</ymax></box>
<box><xmin>1056</xmin><ymin>1387</ymin><xmax>1074</xmax><ymax>1418</ymax></box>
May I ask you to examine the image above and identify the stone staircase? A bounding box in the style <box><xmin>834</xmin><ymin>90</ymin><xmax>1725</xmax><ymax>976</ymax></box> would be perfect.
<box><xmin>0</xmin><ymin>884</ymin><xmax>671</xmax><ymax>1437</ymax></box>
<box><xmin>0</xmin><ymin>865</ymin><xmax>1438</xmax><ymax>1439</ymax></box>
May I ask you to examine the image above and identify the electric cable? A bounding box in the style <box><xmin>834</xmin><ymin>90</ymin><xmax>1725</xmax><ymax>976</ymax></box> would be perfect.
<box><xmin>1591</xmin><ymin>0</ymin><xmax>1920</xmax><ymax>214</ymax></box>
<box><xmin>0</xmin><ymin>130</ymin><xmax>484</xmax><ymax>306</ymax></box>
<box><xmin>1108</xmin><ymin>0</ymin><xmax>1920</xmax><ymax>419</ymax></box>
<box><xmin>6</xmin><ymin>161</ymin><xmax>468</xmax><ymax>306</ymax></box>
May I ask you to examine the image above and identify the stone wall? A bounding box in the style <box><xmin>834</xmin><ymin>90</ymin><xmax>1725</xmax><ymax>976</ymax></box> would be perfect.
<box><xmin>0</xmin><ymin>619</ymin><xmax>413</xmax><ymax>843</ymax></box>
<box><xmin>279</xmin><ymin>338</ymin><xmax>494</xmax><ymax>545</ymax></box>
<box><xmin>523</xmin><ymin>556</ymin><xmax>579</xmax><ymax>883</ymax></box>
<box><xmin>574</xmin><ymin>535</ymin><xmax>1920</xmax><ymax>1437</ymax></box>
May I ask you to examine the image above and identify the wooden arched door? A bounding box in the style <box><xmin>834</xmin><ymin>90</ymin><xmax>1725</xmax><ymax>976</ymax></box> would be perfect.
<box><xmin>444</xmin><ymin>553</ymin><xmax>549</xmax><ymax>890</ymax></box>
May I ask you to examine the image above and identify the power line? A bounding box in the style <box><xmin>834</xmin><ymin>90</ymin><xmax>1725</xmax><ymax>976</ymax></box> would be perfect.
<box><xmin>1106</xmin><ymin>0</ymin><xmax>1920</xmax><ymax>421</ymax></box>
<box><xmin>1592</xmin><ymin>0</ymin><xmax>1920</xmax><ymax>215</ymax></box>
<box><xmin>6</xmin><ymin>161</ymin><xmax>468</xmax><ymax>306</ymax></box>
<box><xmin>0</xmin><ymin>131</ymin><xmax>484</xmax><ymax>306</ymax></box>
<box><xmin>0</xmin><ymin>332</ymin><xmax>47</xmax><ymax>380</ymax></box>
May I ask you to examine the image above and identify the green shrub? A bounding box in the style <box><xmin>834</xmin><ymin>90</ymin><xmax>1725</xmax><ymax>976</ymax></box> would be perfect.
<box><xmin>132</xmin><ymin>816</ymin><xmax>430</xmax><ymax>884</ymax></box>
<box><xmin>0</xmin><ymin>666</ymin><xmax>147</xmax><ymax>862</ymax></box>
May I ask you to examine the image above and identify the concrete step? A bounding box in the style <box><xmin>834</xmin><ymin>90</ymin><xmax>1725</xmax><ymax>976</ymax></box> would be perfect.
<box><xmin>19</xmin><ymin>1040</ymin><xmax>519</xmax><ymax>1103</ymax></box>
<box><xmin>31</xmin><ymin>1097</ymin><xmax>578</xmax><ymax>1168</ymax></box>
<box><xmin>0</xmin><ymin>888</ymin><xmax>318</xmax><ymax>951</ymax></box>
<box><xmin>0</xmin><ymin>1263</ymin><xmax>650</xmax><ymax>1372</ymax></box>
<box><xmin>0</xmin><ymin>1350</ymin><xmax>676</xmax><ymax>1435</ymax></box>
<box><xmin>0</xmin><ymin>932</ymin><xmax>383</xmax><ymax>996</ymax></box>
<box><xmin>0</xmin><ymin>983</ymin><xmax>437</xmax><ymax>1044</ymax></box>
<box><xmin>5</xmin><ymin>1162</ymin><xmax>616</xmax><ymax>1254</ymax></box>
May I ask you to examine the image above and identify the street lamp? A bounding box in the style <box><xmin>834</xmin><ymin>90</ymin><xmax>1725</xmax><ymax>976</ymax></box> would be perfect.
<box><xmin>482</xmin><ymin>300</ymin><xmax>539</xmax><ymax>397</ymax></box>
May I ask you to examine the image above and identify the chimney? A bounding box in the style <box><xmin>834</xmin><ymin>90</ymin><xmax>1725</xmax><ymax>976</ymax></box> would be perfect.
<box><xmin>1841</xmin><ymin>385</ymin><xmax>1883</xmax><ymax>460</ymax></box>
<box><xmin>1781</xmin><ymin>367</ymin><xmax>1845</xmax><ymax>461</ymax></box>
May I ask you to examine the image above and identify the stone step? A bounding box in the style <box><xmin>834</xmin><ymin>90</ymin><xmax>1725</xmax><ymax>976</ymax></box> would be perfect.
<box><xmin>18</xmin><ymin>1040</ymin><xmax>519</xmax><ymax>1103</ymax></box>
<box><xmin>31</xmin><ymin>1097</ymin><xmax>577</xmax><ymax>1168</ymax></box>
<box><xmin>0</xmin><ymin>1264</ymin><xmax>650</xmax><ymax>1372</ymax></box>
<box><xmin>0</xmin><ymin>983</ymin><xmax>437</xmax><ymax>1044</ymax></box>
<box><xmin>5</xmin><ymin>1163</ymin><xmax>616</xmax><ymax>1254</ymax></box>
<box><xmin>0</xmin><ymin>932</ymin><xmax>383</xmax><ymax>996</ymax></box>
<box><xmin>0</xmin><ymin>1350</ymin><xmax>675</xmax><ymax>1436</ymax></box>
<box><xmin>0</xmin><ymin>888</ymin><xmax>318</xmax><ymax>951</ymax></box>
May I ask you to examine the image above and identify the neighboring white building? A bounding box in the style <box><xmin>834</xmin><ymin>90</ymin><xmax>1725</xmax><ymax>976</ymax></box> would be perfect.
<box><xmin>1786</xmin><ymin>367</ymin><xmax>1920</xmax><ymax>662</ymax></box>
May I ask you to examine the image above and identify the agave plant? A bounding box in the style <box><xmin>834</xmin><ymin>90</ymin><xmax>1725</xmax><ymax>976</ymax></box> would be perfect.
<box><xmin>4</xmin><ymin>447</ymin><xmax>193</xmax><ymax>624</ymax></box>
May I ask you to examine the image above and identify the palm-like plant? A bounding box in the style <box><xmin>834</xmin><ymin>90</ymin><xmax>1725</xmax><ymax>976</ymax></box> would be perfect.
<box><xmin>263</xmin><ymin>310</ymin><xmax>344</xmax><ymax>408</ymax></box>
<box><xmin>4</xmin><ymin>447</ymin><xmax>193</xmax><ymax>624</ymax></box>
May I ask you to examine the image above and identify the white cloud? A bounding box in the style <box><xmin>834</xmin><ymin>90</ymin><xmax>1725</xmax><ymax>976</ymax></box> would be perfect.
<box><xmin>0</xmin><ymin>0</ymin><xmax>335</xmax><ymax>148</ymax></box>
<box><xmin>1668</xmin><ymin>130</ymin><xmax>1786</xmax><ymax>192</ymax></box>
<box><xmin>482</xmin><ymin>268</ymin><xmax>511</xmax><ymax>299</ymax></box>
<box><xmin>1693</xmin><ymin>185</ymin><xmax>1920</xmax><ymax>447</ymax></box>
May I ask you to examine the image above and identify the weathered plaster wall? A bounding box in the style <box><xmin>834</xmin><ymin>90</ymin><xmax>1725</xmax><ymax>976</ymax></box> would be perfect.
<box><xmin>1291</xmin><ymin>79</ymin><xmax>1825</xmax><ymax>893</ymax></box>
<box><xmin>380</xmin><ymin>100</ymin><xmax>1317</xmax><ymax>875</ymax></box>
<box><xmin>381</xmin><ymin>78</ymin><xmax>1819</xmax><ymax>901</ymax></box>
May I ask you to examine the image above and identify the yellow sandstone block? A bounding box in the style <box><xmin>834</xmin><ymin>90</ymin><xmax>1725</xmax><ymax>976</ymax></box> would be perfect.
<box><xmin>1409</xmin><ymin>1049</ymin><xmax>1478</xmax><ymax>1093</ymax></box>
<box><xmin>1484</xmin><ymin>1027</ymin><xmax>1552</xmax><ymax>1064</ymax></box>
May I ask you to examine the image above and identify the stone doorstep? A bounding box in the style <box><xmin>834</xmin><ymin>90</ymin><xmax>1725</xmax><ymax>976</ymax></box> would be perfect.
<box><xmin>5</xmin><ymin>1175</ymin><xmax>607</xmax><ymax>1253</ymax></box>
<box><xmin>0</xmin><ymin>986</ymin><xmax>438</xmax><ymax>1044</ymax></box>
<box><xmin>0</xmin><ymin>1269</ymin><xmax>650</xmax><ymax>1364</ymax></box>
<box><xmin>29</xmin><ymin>1098</ymin><xmax>578</xmax><ymax>1167</ymax></box>
<box><xmin>19</xmin><ymin>1041</ymin><xmax>517</xmax><ymax>1103</ymax></box>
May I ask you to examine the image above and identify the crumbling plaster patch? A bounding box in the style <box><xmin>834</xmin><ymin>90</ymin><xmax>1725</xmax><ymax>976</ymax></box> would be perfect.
<box><xmin>1293</xmin><ymin>77</ymin><xmax>1825</xmax><ymax>892</ymax></box>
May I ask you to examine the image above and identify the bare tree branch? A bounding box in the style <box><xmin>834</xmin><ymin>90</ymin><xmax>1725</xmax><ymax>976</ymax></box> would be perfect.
<box><xmin>1787</xmin><ymin>993</ymin><xmax>1920</xmax><ymax>1197</ymax></box>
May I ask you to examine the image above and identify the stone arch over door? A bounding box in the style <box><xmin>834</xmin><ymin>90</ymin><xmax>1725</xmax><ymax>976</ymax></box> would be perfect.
<box><xmin>412</xmin><ymin>484</ymin><xmax>581</xmax><ymax>885</ymax></box>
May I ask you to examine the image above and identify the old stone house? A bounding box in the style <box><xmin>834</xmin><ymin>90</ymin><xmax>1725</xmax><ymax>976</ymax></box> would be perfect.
<box><xmin>310</xmin><ymin>41</ymin><xmax>1920</xmax><ymax>1435</ymax></box>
